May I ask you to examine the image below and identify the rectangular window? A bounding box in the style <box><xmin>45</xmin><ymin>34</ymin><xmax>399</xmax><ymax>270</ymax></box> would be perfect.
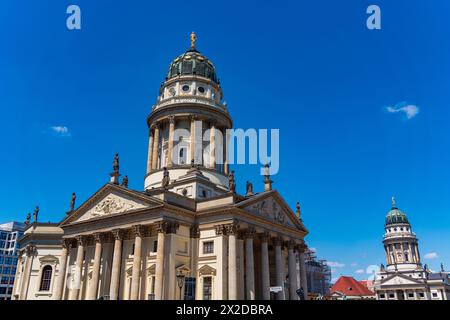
<box><xmin>153</xmin><ymin>240</ymin><xmax>158</xmax><ymax>253</ymax></box>
<box><xmin>203</xmin><ymin>241</ymin><xmax>214</xmax><ymax>254</ymax></box>
<box><xmin>408</xmin><ymin>293</ymin><xmax>414</xmax><ymax>298</ymax></box>
<box><xmin>380</xmin><ymin>294</ymin><xmax>385</xmax><ymax>299</ymax></box>
<box><xmin>389</xmin><ymin>293</ymin><xmax>395</xmax><ymax>299</ymax></box>
<box><xmin>184</xmin><ymin>277</ymin><xmax>196</xmax><ymax>300</ymax></box>
<box><xmin>432</xmin><ymin>292</ymin><xmax>438</xmax><ymax>297</ymax></box>
<box><xmin>203</xmin><ymin>277</ymin><xmax>212</xmax><ymax>300</ymax></box>
<box><xmin>419</xmin><ymin>292</ymin><xmax>424</xmax><ymax>298</ymax></box>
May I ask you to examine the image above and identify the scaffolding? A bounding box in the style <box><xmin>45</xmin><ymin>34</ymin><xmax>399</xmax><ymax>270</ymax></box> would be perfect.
<box><xmin>304</xmin><ymin>248</ymin><xmax>332</xmax><ymax>297</ymax></box>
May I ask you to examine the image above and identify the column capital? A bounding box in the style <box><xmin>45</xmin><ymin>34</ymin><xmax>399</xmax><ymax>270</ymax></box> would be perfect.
<box><xmin>189</xmin><ymin>115</ymin><xmax>198</xmax><ymax>122</ymax></box>
<box><xmin>111</xmin><ymin>229</ymin><xmax>124</xmax><ymax>241</ymax></box>
<box><xmin>287</xmin><ymin>240</ymin><xmax>296</xmax><ymax>250</ymax></box>
<box><xmin>62</xmin><ymin>238</ymin><xmax>72</xmax><ymax>249</ymax></box>
<box><xmin>273</xmin><ymin>236</ymin><xmax>284</xmax><ymax>247</ymax></box>
<box><xmin>76</xmin><ymin>235</ymin><xmax>87</xmax><ymax>246</ymax></box>
<box><xmin>151</xmin><ymin>122</ymin><xmax>160</xmax><ymax>130</ymax></box>
<box><xmin>296</xmin><ymin>243</ymin><xmax>307</xmax><ymax>253</ymax></box>
<box><xmin>259</xmin><ymin>231</ymin><xmax>270</xmax><ymax>243</ymax></box>
<box><xmin>243</xmin><ymin>226</ymin><xmax>256</xmax><ymax>239</ymax></box>
<box><xmin>155</xmin><ymin>221</ymin><xmax>166</xmax><ymax>233</ymax></box>
<box><xmin>208</xmin><ymin>119</ymin><xmax>217</xmax><ymax>127</ymax></box>
<box><xmin>25</xmin><ymin>244</ymin><xmax>37</xmax><ymax>257</ymax></box>
<box><xmin>93</xmin><ymin>232</ymin><xmax>105</xmax><ymax>243</ymax></box>
<box><xmin>168</xmin><ymin>115</ymin><xmax>176</xmax><ymax>124</ymax></box>
<box><xmin>223</xmin><ymin>222</ymin><xmax>239</xmax><ymax>236</ymax></box>
<box><xmin>132</xmin><ymin>225</ymin><xmax>144</xmax><ymax>237</ymax></box>
<box><xmin>190</xmin><ymin>224</ymin><xmax>200</xmax><ymax>238</ymax></box>
<box><xmin>215</xmin><ymin>224</ymin><xmax>225</xmax><ymax>236</ymax></box>
<box><xmin>166</xmin><ymin>221</ymin><xmax>179</xmax><ymax>234</ymax></box>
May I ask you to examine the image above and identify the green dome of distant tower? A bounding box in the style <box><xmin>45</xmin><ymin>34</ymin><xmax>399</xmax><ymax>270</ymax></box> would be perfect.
<box><xmin>166</xmin><ymin>32</ymin><xmax>219</xmax><ymax>84</ymax></box>
<box><xmin>385</xmin><ymin>197</ymin><xmax>409</xmax><ymax>226</ymax></box>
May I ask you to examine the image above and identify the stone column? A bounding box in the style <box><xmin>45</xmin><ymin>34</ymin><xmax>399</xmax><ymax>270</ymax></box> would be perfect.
<box><xmin>19</xmin><ymin>245</ymin><xmax>35</xmax><ymax>300</ymax></box>
<box><xmin>11</xmin><ymin>254</ymin><xmax>23</xmax><ymax>300</ymax></box>
<box><xmin>154</xmin><ymin>222</ymin><xmax>166</xmax><ymax>300</ymax></box>
<box><xmin>274</xmin><ymin>237</ymin><xmax>285</xmax><ymax>300</ymax></box>
<box><xmin>225</xmin><ymin>223</ymin><xmax>238</xmax><ymax>300</ymax></box>
<box><xmin>146</xmin><ymin>127</ymin><xmax>154</xmax><ymax>174</ymax></box>
<box><xmin>130</xmin><ymin>225</ymin><xmax>144</xmax><ymax>300</ymax></box>
<box><xmin>209</xmin><ymin>120</ymin><xmax>216</xmax><ymax>169</ymax></box>
<box><xmin>384</xmin><ymin>245</ymin><xmax>390</xmax><ymax>264</ymax></box>
<box><xmin>260</xmin><ymin>232</ymin><xmax>271</xmax><ymax>300</ymax></box>
<box><xmin>87</xmin><ymin>233</ymin><xmax>103</xmax><ymax>300</ymax></box>
<box><xmin>244</xmin><ymin>227</ymin><xmax>256</xmax><ymax>300</ymax></box>
<box><xmin>109</xmin><ymin>229</ymin><xmax>123</xmax><ymax>300</ymax></box>
<box><xmin>54</xmin><ymin>239</ymin><xmax>70</xmax><ymax>300</ymax></box>
<box><xmin>167</xmin><ymin>116</ymin><xmax>175</xmax><ymax>167</ymax></box>
<box><xmin>224</xmin><ymin>128</ymin><xmax>229</xmax><ymax>174</ymax></box>
<box><xmin>288</xmin><ymin>241</ymin><xmax>298</xmax><ymax>300</ymax></box>
<box><xmin>299</xmin><ymin>245</ymin><xmax>308</xmax><ymax>300</ymax></box>
<box><xmin>151</xmin><ymin>123</ymin><xmax>160</xmax><ymax>170</ymax></box>
<box><xmin>69</xmin><ymin>236</ymin><xmax>85</xmax><ymax>300</ymax></box>
<box><xmin>189</xmin><ymin>116</ymin><xmax>196</xmax><ymax>164</ymax></box>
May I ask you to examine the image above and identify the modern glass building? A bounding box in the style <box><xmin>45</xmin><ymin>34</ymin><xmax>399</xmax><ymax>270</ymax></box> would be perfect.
<box><xmin>0</xmin><ymin>222</ymin><xmax>25</xmax><ymax>300</ymax></box>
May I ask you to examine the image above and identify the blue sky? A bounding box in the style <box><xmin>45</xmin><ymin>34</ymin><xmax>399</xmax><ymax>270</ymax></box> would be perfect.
<box><xmin>1</xmin><ymin>0</ymin><xmax>450</xmax><ymax>281</ymax></box>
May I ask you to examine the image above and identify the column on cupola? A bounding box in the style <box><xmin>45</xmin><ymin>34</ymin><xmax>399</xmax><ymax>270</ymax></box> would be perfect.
<box><xmin>189</xmin><ymin>115</ymin><xmax>196</xmax><ymax>164</ymax></box>
<box><xmin>244</xmin><ymin>227</ymin><xmax>256</xmax><ymax>300</ymax></box>
<box><xmin>384</xmin><ymin>245</ymin><xmax>391</xmax><ymax>264</ymax></box>
<box><xmin>274</xmin><ymin>237</ymin><xmax>285</xmax><ymax>300</ymax></box>
<box><xmin>260</xmin><ymin>232</ymin><xmax>271</xmax><ymax>300</ymax></box>
<box><xmin>69</xmin><ymin>236</ymin><xmax>85</xmax><ymax>300</ymax></box>
<box><xmin>109</xmin><ymin>229</ymin><xmax>123</xmax><ymax>300</ymax></box>
<box><xmin>54</xmin><ymin>239</ymin><xmax>70</xmax><ymax>300</ymax></box>
<box><xmin>146</xmin><ymin>127</ymin><xmax>154</xmax><ymax>174</ymax></box>
<box><xmin>151</xmin><ymin>123</ymin><xmax>160</xmax><ymax>170</ymax></box>
<box><xmin>167</xmin><ymin>116</ymin><xmax>175</xmax><ymax>167</ymax></box>
<box><xmin>209</xmin><ymin>120</ymin><xmax>216</xmax><ymax>169</ymax></box>
<box><xmin>223</xmin><ymin>128</ymin><xmax>229</xmax><ymax>175</ymax></box>
<box><xmin>288</xmin><ymin>241</ymin><xmax>298</xmax><ymax>300</ymax></box>
<box><xmin>130</xmin><ymin>225</ymin><xmax>144</xmax><ymax>300</ymax></box>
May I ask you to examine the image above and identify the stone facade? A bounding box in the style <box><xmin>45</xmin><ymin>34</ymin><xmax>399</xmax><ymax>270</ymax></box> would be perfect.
<box><xmin>13</xmin><ymin>35</ymin><xmax>309</xmax><ymax>300</ymax></box>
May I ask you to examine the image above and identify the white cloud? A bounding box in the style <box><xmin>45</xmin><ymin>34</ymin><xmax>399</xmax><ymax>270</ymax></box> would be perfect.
<box><xmin>424</xmin><ymin>252</ymin><xmax>439</xmax><ymax>260</ymax></box>
<box><xmin>51</xmin><ymin>126</ymin><xmax>70</xmax><ymax>137</ymax></box>
<box><xmin>386</xmin><ymin>104</ymin><xmax>419</xmax><ymax>119</ymax></box>
<box><xmin>355</xmin><ymin>269</ymin><xmax>365</xmax><ymax>274</ymax></box>
<box><xmin>327</xmin><ymin>261</ymin><xmax>345</xmax><ymax>268</ymax></box>
<box><xmin>350</xmin><ymin>262</ymin><xmax>358</xmax><ymax>267</ymax></box>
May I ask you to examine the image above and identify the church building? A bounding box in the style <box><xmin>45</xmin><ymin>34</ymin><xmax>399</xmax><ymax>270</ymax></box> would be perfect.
<box><xmin>12</xmin><ymin>34</ymin><xmax>309</xmax><ymax>300</ymax></box>
<box><xmin>374</xmin><ymin>198</ymin><xmax>450</xmax><ymax>300</ymax></box>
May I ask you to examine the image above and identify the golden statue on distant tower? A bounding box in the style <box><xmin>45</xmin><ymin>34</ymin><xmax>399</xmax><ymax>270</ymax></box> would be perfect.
<box><xmin>190</xmin><ymin>31</ymin><xmax>196</xmax><ymax>50</ymax></box>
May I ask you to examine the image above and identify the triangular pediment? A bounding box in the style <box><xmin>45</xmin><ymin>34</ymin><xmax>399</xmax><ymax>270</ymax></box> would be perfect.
<box><xmin>380</xmin><ymin>273</ymin><xmax>424</xmax><ymax>286</ymax></box>
<box><xmin>237</xmin><ymin>191</ymin><xmax>307</xmax><ymax>233</ymax></box>
<box><xmin>61</xmin><ymin>184</ymin><xmax>163</xmax><ymax>225</ymax></box>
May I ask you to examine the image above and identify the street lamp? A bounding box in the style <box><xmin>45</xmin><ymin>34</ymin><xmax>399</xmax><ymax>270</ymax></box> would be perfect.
<box><xmin>176</xmin><ymin>271</ymin><xmax>186</xmax><ymax>300</ymax></box>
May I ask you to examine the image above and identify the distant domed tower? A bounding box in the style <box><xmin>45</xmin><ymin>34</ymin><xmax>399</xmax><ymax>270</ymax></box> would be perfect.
<box><xmin>144</xmin><ymin>32</ymin><xmax>232</xmax><ymax>198</ymax></box>
<box><xmin>383</xmin><ymin>197</ymin><xmax>421</xmax><ymax>272</ymax></box>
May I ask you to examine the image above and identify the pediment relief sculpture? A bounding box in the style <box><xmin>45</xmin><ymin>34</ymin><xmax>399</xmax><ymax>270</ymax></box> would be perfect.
<box><xmin>245</xmin><ymin>197</ymin><xmax>293</xmax><ymax>227</ymax></box>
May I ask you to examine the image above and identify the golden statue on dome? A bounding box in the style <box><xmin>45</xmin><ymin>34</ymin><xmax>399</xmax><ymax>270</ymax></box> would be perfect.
<box><xmin>190</xmin><ymin>31</ymin><xmax>197</xmax><ymax>50</ymax></box>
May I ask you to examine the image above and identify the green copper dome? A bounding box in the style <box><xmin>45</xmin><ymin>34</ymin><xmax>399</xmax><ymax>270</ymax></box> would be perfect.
<box><xmin>166</xmin><ymin>49</ymin><xmax>219</xmax><ymax>84</ymax></box>
<box><xmin>385</xmin><ymin>198</ymin><xmax>409</xmax><ymax>226</ymax></box>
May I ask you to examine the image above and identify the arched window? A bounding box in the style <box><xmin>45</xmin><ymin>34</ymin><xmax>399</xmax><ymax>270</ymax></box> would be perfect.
<box><xmin>39</xmin><ymin>265</ymin><xmax>52</xmax><ymax>291</ymax></box>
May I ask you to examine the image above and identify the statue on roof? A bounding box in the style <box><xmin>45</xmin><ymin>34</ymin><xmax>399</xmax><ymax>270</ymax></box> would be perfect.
<box><xmin>162</xmin><ymin>167</ymin><xmax>170</xmax><ymax>190</ymax></box>
<box><xmin>190</xmin><ymin>31</ymin><xmax>197</xmax><ymax>50</ymax></box>
<box><xmin>121</xmin><ymin>175</ymin><xmax>129</xmax><ymax>188</ymax></box>
<box><xmin>69</xmin><ymin>192</ymin><xmax>76</xmax><ymax>212</ymax></box>
<box><xmin>246</xmin><ymin>181</ymin><xmax>253</xmax><ymax>196</ymax></box>
<box><xmin>25</xmin><ymin>212</ymin><xmax>31</xmax><ymax>225</ymax></box>
<box><xmin>228</xmin><ymin>171</ymin><xmax>236</xmax><ymax>193</ymax></box>
<box><xmin>33</xmin><ymin>206</ymin><xmax>39</xmax><ymax>222</ymax></box>
<box><xmin>113</xmin><ymin>153</ymin><xmax>119</xmax><ymax>173</ymax></box>
<box><xmin>296</xmin><ymin>201</ymin><xmax>301</xmax><ymax>218</ymax></box>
